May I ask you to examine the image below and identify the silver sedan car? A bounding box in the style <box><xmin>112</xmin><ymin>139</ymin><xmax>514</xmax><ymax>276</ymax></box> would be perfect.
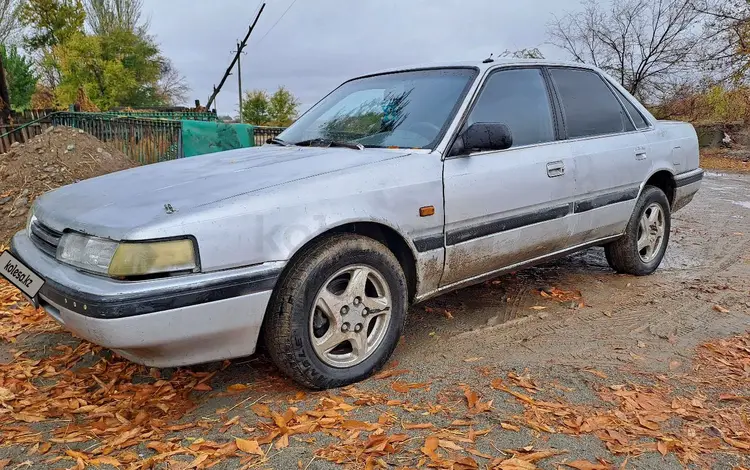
<box><xmin>4</xmin><ymin>59</ymin><xmax>702</xmax><ymax>389</ymax></box>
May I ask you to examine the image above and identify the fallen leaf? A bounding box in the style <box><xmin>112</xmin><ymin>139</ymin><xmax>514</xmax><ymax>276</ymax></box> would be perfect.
<box><xmin>713</xmin><ymin>305</ymin><xmax>730</xmax><ymax>313</ymax></box>
<box><xmin>187</xmin><ymin>453</ymin><xmax>208</xmax><ymax>468</ymax></box>
<box><xmin>583</xmin><ymin>368</ymin><xmax>608</xmax><ymax>379</ymax></box>
<box><xmin>275</xmin><ymin>433</ymin><xmax>290</xmax><ymax>450</ymax></box>
<box><xmin>719</xmin><ymin>394</ymin><xmax>750</xmax><ymax>401</ymax></box>
<box><xmin>11</xmin><ymin>413</ymin><xmax>44</xmax><ymax>423</ymax></box>
<box><xmin>193</xmin><ymin>383</ymin><xmax>212</xmax><ymax>392</ymax></box>
<box><xmin>372</xmin><ymin>369</ymin><xmax>409</xmax><ymax>380</ymax></box>
<box><xmin>517</xmin><ymin>449</ymin><xmax>566</xmax><ymax>462</ymax></box>
<box><xmin>235</xmin><ymin>438</ymin><xmax>264</xmax><ymax>456</ymax></box>
<box><xmin>391</xmin><ymin>381</ymin><xmax>429</xmax><ymax>393</ymax></box>
<box><xmin>657</xmin><ymin>440</ymin><xmax>668</xmax><ymax>456</ymax></box>
<box><xmin>250</xmin><ymin>403</ymin><xmax>272</xmax><ymax>418</ymax></box>
<box><xmin>565</xmin><ymin>460</ymin><xmax>610</xmax><ymax>470</ymax></box>
<box><xmin>227</xmin><ymin>384</ymin><xmax>248</xmax><ymax>392</ymax></box>
<box><xmin>637</xmin><ymin>415</ymin><xmax>660</xmax><ymax>431</ymax></box>
<box><xmin>342</xmin><ymin>420</ymin><xmax>379</xmax><ymax>431</ymax></box>
<box><xmin>0</xmin><ymin>460</ymin><xmax>9</xmax><ymax>470</ymax></box>
<box><xmin>403</xmin><ymin>422</ymin><xmax>434</xmax><ymax>430</ymax></box>
<box><xmin>439</xmin><ymin>439</ymin><xmax>463</xmax><ymax>451</ymax></box>
<box><xmin>421</xmin><ymin>436</ymin><xmax>440</xmax><ymax>461</ymax></box>
<box><xmin>724</xmin><ymin>436</ymin><xmax>750</xmax><ymax>450</ymax></box>
<box><xmin>89</xmin><ymin>456</ymin><xmax>121</xmax><ymax>467</ymax></box>
<box><xmin>495</xmin><ymin>457</ymin><xmax>537</xmax><ymax>469</ymax></box>
<box><xmin>501</xmin><ymin>422</ymin><xmax>520</xmax><ymax>431</ymax></box>
<box><xmin>464</xmin><ymin>386</ymin><xmax>478</xmax><ymax>408</ymax></box>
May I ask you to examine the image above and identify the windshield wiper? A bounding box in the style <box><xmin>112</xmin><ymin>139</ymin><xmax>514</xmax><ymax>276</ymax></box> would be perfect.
<box><xmin>268</xmin><ymin>137</ymin><xmax>291</xmax><ymax>146</ymax></box>
<box><xmin>292</xmin><ymin>138</ymin><xmax>364</xmax><ymax>150</ymax></box>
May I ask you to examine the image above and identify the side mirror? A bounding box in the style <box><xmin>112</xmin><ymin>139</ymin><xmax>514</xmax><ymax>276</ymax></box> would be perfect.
<box><xmin>451</xmin><ymin>122</ymin><xmax>513</xmax><ymax>156</ymax></box>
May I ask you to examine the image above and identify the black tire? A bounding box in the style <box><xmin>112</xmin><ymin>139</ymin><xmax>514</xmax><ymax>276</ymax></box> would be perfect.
<box><xmin>263</xmin><ymin>234</ymin><xmax>408</xmax><ymax>390</ymax></box>
<box><xmin>605</xmin><ymin>185</ymin><xmax>671</xmax><ymax>276</ymax></box>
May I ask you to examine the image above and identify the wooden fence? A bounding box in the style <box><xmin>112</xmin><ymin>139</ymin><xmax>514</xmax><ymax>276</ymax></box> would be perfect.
<box><xmin>0</xmin><ymin>109</ymin><xmax>56</xmax><ymax>154</ymax></box>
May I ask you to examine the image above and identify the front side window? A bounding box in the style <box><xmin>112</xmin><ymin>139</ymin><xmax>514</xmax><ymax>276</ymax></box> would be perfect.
<box><xmin>276</xmin><ymin>68</ymin><xmax>477</xmax><ymax>149</ymax></box>
<box><xmin>467</xmin><ymin>68</ymin><xmax>555</xmax><ymax>148</ymax></box>
<box><xmin>549</xmin><ymin>68</ymin><xmax>633</xmax><ymax>138</ymax></box>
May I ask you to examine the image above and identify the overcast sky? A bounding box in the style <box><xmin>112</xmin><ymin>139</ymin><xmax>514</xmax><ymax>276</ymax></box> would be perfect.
<box><xmin>145</xmin><ymin>0</ymin><xmax>575</xmax><ymax>115</ymax></box>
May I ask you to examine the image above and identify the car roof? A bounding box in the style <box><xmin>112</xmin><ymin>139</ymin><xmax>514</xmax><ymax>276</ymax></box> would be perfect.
<box><xmin>354</xmin><ymin>58</ymin><xmax>599</xmax><ymax>79</ymax></box>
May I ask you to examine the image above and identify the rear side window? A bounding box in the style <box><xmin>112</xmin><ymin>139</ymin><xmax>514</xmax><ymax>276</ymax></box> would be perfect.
<box><xmin>612</xmin><ymin>86</ymin><xmax>650</xmax><ymax>129</ymax></box>
<box><xmin>467</xmin><ymin>68</ymin><xmax>555</xmax><ymax>147</ymax></box>
<box><xmin>549</xmin><ymin>68</ymin><xmax>633</xmax><ymax>138</ymax></box>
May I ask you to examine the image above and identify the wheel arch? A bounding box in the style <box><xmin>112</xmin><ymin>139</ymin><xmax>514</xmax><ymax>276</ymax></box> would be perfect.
<box><xmin>279</xmin><ymin>220</ymin><xmax>419</xmax><ymax>304</ymax></box>
<box><xmin>642</xmin><ymin>169</ymin><xmax>676</xmax><ymax>208</ymax></box>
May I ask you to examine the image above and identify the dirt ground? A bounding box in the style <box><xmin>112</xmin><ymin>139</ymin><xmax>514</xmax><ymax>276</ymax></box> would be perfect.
<box><xmin>0</xmin><ymin>126</ymin><xmax>135</xmax><ymax>245</ymax></box>
<box><xmin>0</xmin><ymin>172</ymin><xmax>749</xmax><ymax>470</ymax></box>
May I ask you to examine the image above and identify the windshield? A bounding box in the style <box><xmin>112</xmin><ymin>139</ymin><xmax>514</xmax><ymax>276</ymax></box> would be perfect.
<box><xmin>276</xmin><ymin>68</ymin><xmax>477</xmax><ymax>149</ymax></box>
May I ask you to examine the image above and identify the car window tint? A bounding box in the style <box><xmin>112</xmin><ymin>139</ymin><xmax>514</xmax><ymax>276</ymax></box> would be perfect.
<box><xmin>612</xmin><ymin>86</ymin><xmax>650</xmax><ymax>129</ymax></box>
<box><xmin>550</xmin><ymin>68</ymin><xmax>633</xmax><ymax>138</ymax></box>
<box><xmin>467</xmin><ymin>68</ymin><xmax>555</xmax><ymax>147</ymax></box>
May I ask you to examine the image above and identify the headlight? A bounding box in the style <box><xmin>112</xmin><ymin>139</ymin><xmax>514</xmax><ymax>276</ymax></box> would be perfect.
<box><xmin>57</xmin><ymin>234</ymin><xmax>197</xmax><ymax>278</ymax></box>
<box><xmin>57</xmin><ymin>233</ymin><xmax>119</xmax><ymax>275</ymax></box>
<box><xmin>26</xmin><ymin>206</ymin><xmax>36</xmax><ymax>238</ymax></box>
<box><xmin>108</xmin><ymin>239</ymin><xmax>197</xmax><ymax>277</ymax></box>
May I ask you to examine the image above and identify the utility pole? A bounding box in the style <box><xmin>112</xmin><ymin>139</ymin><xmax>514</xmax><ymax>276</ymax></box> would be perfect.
<box><xmin>236</xmin><ymin>41</ymin><xmax>244</xmax><ymax>123</ymax></box>
<box><xmin>206</xmin><ymin>3</ymin><xmax>265</xmax><ymax>111</ymax></box>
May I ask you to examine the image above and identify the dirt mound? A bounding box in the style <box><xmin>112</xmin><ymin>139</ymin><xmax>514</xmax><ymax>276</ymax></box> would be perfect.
<box><xmin>0</xmin><ymin>126</ymin><xmax>137</xmax><ymax>245</ymax></box>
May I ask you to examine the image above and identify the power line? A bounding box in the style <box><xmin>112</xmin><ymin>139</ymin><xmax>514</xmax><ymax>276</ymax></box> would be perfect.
<box><xmin>255</xmin><ymin>0</ymin><xmax>299</xmax><ymax>46</ymax></box>
<box><xmin>206</xmin><ymin>3</ymin><xmax>266</xmax><ymax>111</ymax></box>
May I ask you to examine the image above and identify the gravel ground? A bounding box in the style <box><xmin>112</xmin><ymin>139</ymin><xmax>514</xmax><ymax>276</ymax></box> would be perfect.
<box><xmin>1</xmin><ymin>172</ymin><xmax>749</xmax><ymax>470</ymax></box>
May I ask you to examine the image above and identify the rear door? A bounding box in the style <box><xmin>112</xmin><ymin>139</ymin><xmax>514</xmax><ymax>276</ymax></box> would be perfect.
<box><xmin>441</xmin><ymin>67</ymin><xmax>576</xmax><ymax>286</ymax></box>
<box><xmin>546</xmin><ymin>67</ymin><xmax>650</xmax><ymax>245</ymax></box>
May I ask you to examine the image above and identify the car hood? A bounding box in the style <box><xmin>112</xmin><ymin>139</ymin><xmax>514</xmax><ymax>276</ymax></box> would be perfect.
<box><xmin>35</xmin><ymin>145</ymin><xmax>410</xmax><ymax>238</ymax></box>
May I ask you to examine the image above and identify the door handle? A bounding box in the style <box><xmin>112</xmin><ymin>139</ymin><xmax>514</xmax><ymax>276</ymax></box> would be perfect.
<box><xmin>635</xmin><ymin>145</ymin><xmax>647</xmax><ymax>160</ymax></box>
<box><xmin>546</xmin><ymin>161</ymin><xmax>565</xmax><ymax>178</ymax></box>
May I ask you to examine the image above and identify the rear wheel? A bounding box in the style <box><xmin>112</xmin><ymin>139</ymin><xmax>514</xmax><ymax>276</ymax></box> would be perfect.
<box><xmin>605</xmin><ymin>186</ymin><xmax>671</xmax><ymax>276</ymax></box>
<box><xmin>264</xmin><ymin>234</ymin><xmax>407</xmax><ymax>389</ymax></box>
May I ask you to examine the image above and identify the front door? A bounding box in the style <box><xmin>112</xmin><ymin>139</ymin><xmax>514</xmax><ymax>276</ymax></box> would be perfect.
<box><xmin>442</xmin><ymin>67</ymin><xmax>577</xmax><ymax>286</ymax></box>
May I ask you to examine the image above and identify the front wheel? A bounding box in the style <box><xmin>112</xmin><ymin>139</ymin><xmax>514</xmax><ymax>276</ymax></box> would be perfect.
<box><xmin>263</xmin><ymin>234</ymin><xmax>407</xmax><ymax>389</ymax></box>
<box><xmin>605</xmin><ymin>185</ymin><xmax>671</xmax><ymax>276</ymax></box>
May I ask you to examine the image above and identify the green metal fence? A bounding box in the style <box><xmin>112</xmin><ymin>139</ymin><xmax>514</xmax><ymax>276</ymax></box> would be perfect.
<box><xmin>103</xmin><ymin>111</ymin><xmax>219</xmax><ymax>122</ymax></box>
<box><xmin>49</xmin><ymin>112</ymin><xmax>287</xmax><ymax>163</ymax></box>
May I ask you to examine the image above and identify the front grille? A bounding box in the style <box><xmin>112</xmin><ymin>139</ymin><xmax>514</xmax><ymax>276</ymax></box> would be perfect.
<box><xmin>30</xmin><ymin>220</ymin><xmax>62</xmax><ymax>257</ymax></box>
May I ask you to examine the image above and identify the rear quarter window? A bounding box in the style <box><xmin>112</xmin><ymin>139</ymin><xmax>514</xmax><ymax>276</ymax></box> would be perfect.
<box><xmin>611</xmin><ymin>86</ymin><xmax>651</xmax><ymax>129</ymax></box>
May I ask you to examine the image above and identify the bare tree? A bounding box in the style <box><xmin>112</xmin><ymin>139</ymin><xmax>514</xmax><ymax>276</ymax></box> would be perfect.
<box><xmin>499</xmin><ymin>48</ymin><xmax>545</xmax><ymax>59</ymax></box>
<box><xmin>548</xmin><ymin>0</ymin><xmax>703</xmax><ymax>99</ymax></box>
<box><xmin>0</xmin><ymin>0</ymin><xmax>21</xmax><ymax>45</ymax></box>
<box><xmin>84</xmin><ymin>0</ymin><xmax>149</xmax><ymax>35</ymax></box>
<box><xmin>157</xmin><ymin>58</ymin><xmax>189</xmax><ymax>105</ymax></box>
<box><xmin>693</xmin><ymin>0</ymin><xmax>750</xmax><ymax>83</ymax></box>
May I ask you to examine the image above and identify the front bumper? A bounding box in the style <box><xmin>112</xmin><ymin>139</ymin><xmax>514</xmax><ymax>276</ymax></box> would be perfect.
<box><xmin>10</xmin><ymin>232</ymin><xmax>283</xmax><ymax>367</ymax></box>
